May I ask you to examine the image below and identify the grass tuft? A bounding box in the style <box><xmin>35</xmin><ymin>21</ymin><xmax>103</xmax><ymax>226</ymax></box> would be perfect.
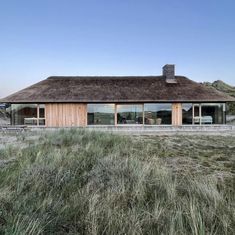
<box><xmin>0</xmin><ymin>129</ymin><xmax>234</xmax><ymax>234</ymax></box>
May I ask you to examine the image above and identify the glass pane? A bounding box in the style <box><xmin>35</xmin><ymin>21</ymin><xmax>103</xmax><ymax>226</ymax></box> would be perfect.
<box><xmin>201</xmin><ymin>103</ymin><xmax>224</xmax><ymax>124</ymax></box>
<box><xmin>39</xmin><ymin>104</ymin><xmax>45</xmax><ymax>118</ymax></box>
<box><xmin>0</xmin><ymin>103</ymin><xmax>11</xmax><ymax>125</ymax></box>
<box><xmin>144</xmin><ymin>103</ymin><xmax>172</xmax><ymax>125</ymax></box>
<box><xmin>24</xmin><ymin>118</ymin><xmax>38</xmax><ymax>126</ymax></box>
<box><xmin>39</xmin><ymin>119</ymin><xmax>45</xmax><ymax>126</ymax></box>
<box><xmin>182</xmin><ymin>103</ymin><xmax>193</xmax><ymax>125</ymax></box>
<box><xmin>117</xmin><ymin>104</ymin><xmax>143</xmax><ymax>124</ymax></box>
<box><xmin>11</xmin><ymin>104</ymin><xmax>37</xmax><ymax>125</ymax></box>
<box><xmin>193</xmin><ymin>104</ymin><xmax>200</xmax><ymax>125</ymax></box>
<box><xmin>88</xmin><ymin>104</ymin><xmax>115</xmax><ymax>125</ymax></box>
<box><xmin>226</xmin><ymin>103</ymin><xmax>235</xmax><ymax>124</ymax></box>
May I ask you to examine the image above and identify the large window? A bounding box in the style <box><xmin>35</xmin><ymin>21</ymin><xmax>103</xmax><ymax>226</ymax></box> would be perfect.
<box><xmin>201</xmin><ymin>103</ymin><xmax>225</xmax><ymax>124</ymax></box>
<box><xmin>87</xmin><ymin>103</ymin><xmax>173</xmax><ymax>125</ymax></box>
<box><xmin>87</xmin><ymin>103</ymin><xmax>226</xmax><ymax>126</ymax></box>
<box><xmin>11</xmin><ymin>104</ymin><xmax>45</xmax><ymax>126</ymax></box>
<box><xmin>117</xmin><ymin>104</ymin><xmax>143</xmax><ymax>124</ymax></box>
<box><xmin>182</xmin><ymin>103</ymin><xmax>193</xmax><ymax>125</ymax></box>
<box><xmin>87</xmin><ymin>104</ymin><xmax>115</xmax><ymax>125</ymax></box>
<box><xmin>144</xmin><ymin>103</ymin><xmax>172</xmax><ymax>125</ymax></box>
<box><xmin>183</xmin><ymin>103</ymin><xmax>226</xmax><ymax>125</ymax></box>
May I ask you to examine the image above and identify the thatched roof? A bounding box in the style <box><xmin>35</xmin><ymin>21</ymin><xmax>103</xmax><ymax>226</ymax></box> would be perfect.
<box><xmin>1</xmin><ymin>76</ymin><xmax>234</xmax><ymax>103</ymax></box>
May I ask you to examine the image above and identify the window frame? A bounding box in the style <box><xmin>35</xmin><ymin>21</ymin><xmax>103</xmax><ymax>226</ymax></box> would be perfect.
<box><xmin>116</xmin><ymin>103</ymin><xmax>144</xmax><ymax>125</ymax></box>
<box><xmin>144</xmin><ymin>103</ymin><xmax>172</xmax><ymax>125</ymax></box>
<box><xmin>10</xmin><ymin>104</ymin><xmax>45</xmax><ymax>126</ymax></box>
<box><xmin>182</xmin><ymin>103</ymin><xmax>226</xmax><ymax>125</ymax></box>
<box><xmin>87</xmin><ymin>103</ymin><xmax>115</xmax><ymax>125</ymax></box>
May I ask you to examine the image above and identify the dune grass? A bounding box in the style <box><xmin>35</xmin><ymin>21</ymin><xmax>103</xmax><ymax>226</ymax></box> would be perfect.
<box><xmin>0</xmin><ymin>129</ymin><xmax>234</xmax><ymax>234</ymax></box>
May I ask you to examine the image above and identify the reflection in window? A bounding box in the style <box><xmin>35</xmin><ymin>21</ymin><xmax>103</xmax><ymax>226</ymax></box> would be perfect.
<box><xmin>38</xmin><ymin>104</ymin><xmax>46</xmax><ymax>125</ymax></box>
<box><xmin>88</xmin><ymin>104</ymin><xmax>115</xmax><ymax>125</ymax></box>
<box><xmin>186</xmin><ymin>103</ymin><xmax>226</xmax><ymax>125</ymax></box>
<box><xmin>201</xmin><ymin>103</ymin><xmax>224</xmax><ymax>124</ymax></box>
<box><xmin>226</xmin><ymin>103</ymin><xmax>235</xmax><ymax>124</ymax></box>
<box><xmin>144</xmin><ymin>104</ymin><xmax>172</xmax><ymax>125</ymax></box>
<box><xmin>182</xmin><ymin>103</ymin><xmax>193</xmax><ymax>124</ymax></box>
<box><xmin>0</xmin><ymin>104</ymin><xmax>11</xmax><ymax>125</ymax></box>
<box><xmin>39</xmin><ymin>104</ymin><xmax>45</xmax><ymax>118</ymax></box>
<box><xmin>11</xmin><ymin>104</ymin><xmax>45</xmax><ymax>126</ymax></box>
<box><xmin>117</xmin><ymin>104</ymin><xmax>143</xmax><ymax>124</ymax></box>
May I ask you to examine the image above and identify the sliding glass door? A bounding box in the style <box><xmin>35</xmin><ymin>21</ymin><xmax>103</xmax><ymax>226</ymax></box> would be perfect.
<box><xmin>191</xmin><ymin>103</ymin><xmax>225</xmax><ymax>125</ymax></box>
<box><xmin>201</xmin><ymin>103</ymin><xmax>225</xmax><ymax>124</ymax></box>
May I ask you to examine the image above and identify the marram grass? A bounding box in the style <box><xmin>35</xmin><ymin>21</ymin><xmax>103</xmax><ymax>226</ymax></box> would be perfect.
<box><xmin>0</xmin><ymin>129</ymin><xmax>234</xmax><ymax>234</ymax></box>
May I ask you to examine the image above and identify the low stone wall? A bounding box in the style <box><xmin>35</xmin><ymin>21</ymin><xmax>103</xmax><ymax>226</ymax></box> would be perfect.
<box><xmin>85</xmin><ymin>125</ymin><xmax>235</xmax><ymax>135</ymax></box>
<box><xmin>86</xmin><ymin>125</ymin><xmax>235</xmax><ymax>131</ymax></box>
<box><xmin>1</xmin><ymin>125</ymin><xmax>235</xmax><ymax>134</ymax></box>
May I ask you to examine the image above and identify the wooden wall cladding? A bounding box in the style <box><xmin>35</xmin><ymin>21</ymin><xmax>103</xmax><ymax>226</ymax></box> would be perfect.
<box><xmin>172</xmin><ymin>103</ymin><xmax>182</xmax><ymax>126</ymax></box>
<box><xmin>45</xmin><ymin>103</ymin><xmax>87</xmax><ymax>127</ymax></box>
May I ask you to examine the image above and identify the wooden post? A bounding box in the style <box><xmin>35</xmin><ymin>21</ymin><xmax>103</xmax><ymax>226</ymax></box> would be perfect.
<box><xmin>172</xmin><ymin>103</ymin><xmax>182</xmax><ymax>126</ymax></box>
<box><xmin>114</xmin><ymin>104</ymin><xmax>117</xmax><ymax>126</ymax></box>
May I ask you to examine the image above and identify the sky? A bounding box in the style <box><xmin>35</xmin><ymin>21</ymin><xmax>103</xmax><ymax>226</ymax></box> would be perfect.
<box><xmin>0</xmin><ymin>0</ymin><xmax>235</xmax><ymax>98</ymax></box>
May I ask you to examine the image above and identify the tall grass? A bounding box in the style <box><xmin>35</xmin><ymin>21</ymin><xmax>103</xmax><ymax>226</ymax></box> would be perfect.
<box><xmin>0</xmin><ymin>129</ymin><xmax>234</xmax><ymax>234</ymax></box>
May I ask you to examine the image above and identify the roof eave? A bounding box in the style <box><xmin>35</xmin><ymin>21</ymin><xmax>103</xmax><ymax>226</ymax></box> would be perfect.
<box><xmin>1</xmin><ymin>99</ymin><xmax>234</xmax><ymax>103</ymax></box>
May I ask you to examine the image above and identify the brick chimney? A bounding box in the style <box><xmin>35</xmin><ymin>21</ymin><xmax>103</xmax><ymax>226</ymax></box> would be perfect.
<box><xmin>163</xmin><ymin>64</ymin><xmax>177</xmax><ymax>83</ymax></box>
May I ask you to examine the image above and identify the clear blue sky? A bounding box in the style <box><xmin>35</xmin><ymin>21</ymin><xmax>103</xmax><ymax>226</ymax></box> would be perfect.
<box><xmin>1</xmin><ymin>0</ymin><xmax>235</xmax><ymax>98</ymax></box>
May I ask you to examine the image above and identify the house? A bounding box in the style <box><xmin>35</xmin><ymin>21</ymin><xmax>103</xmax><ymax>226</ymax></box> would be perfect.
<box><xmin>1</xmin><ymin>64</ymin><xmax>234</xmax><ymax>127</ymax></box>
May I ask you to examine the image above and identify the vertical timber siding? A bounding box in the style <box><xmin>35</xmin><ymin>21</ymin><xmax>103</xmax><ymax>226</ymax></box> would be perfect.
<box><xmin>172</xmin><ymin>103</ymin><xmax>182</xmax><ymax>126</ymax></box>
<box><xmin>45</xmin><ymin>103</ymin><xmax>87</xmax><ymax>127</ymax></box>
